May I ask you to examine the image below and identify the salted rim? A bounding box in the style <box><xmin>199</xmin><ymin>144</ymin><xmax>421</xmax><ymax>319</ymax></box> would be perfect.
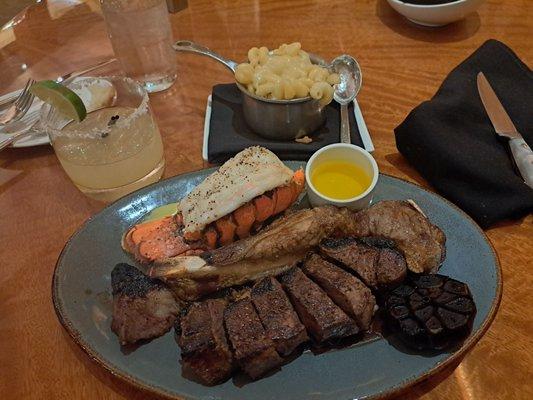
<box><xmin>40</xmin><ymin>76</ymin><xmax>149</xmax><ymax>139</ymax></box>
<box><xmin>51</xmin><ymin>169</ymin><xmax>503</xmax><ymax>400</ymax></box>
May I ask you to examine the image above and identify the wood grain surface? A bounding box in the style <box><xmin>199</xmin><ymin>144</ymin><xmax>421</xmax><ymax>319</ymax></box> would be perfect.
<box><xmin>0</xmin><ymin>0</ymin><xmax>532</xmax><ymax>399</ymax></box>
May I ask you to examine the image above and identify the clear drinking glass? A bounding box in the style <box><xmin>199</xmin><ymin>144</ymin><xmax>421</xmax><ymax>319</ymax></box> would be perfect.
<box><xmin>100</xmin><ymin>0</ymin><xmax>177</xmax><ymax>93</ymax></box>
<box><xmin>40</xmin><ymin>77</ymin><xmax>165</xmax><ymax>202</ymax></box>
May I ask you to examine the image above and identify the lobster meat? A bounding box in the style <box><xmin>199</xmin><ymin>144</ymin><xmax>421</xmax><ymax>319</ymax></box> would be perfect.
<box><xmin>123</xmin><ymin>159</ymin><xmax>305</xmax><ymax>264</ymax></box>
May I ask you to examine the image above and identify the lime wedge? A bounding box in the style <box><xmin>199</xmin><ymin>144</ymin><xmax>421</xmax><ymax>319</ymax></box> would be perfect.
<box><xmin>30</xmin><ymin>80</ymin><xmax>87</xmax><ymax>122</ymax></box>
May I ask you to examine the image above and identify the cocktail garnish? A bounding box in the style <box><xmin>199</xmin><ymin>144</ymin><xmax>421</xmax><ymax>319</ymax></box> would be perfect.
<box><xmin>30</xmin><ymin>80</ymin><xmax>87</xmax><ymax>122</ymax></box>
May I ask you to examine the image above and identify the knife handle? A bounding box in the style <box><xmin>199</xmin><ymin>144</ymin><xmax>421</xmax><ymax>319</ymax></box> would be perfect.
<box><xmin>509</xmin><ymin>137</ymin><xmax>533</xmax><ymax>189</ymax></box>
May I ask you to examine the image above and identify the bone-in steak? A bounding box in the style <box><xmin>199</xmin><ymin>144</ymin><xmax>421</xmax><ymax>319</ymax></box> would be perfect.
<box><xmin>224</xmin><ymin>298</ymin><xmax>283</xmax><ymax>379</ymax></box>
<box><xmin>279</xmin><ymin>267</ymin><xmax>359</xmax><ymax>343</ymax></box>
<box><xmin>302</xmin><ymin>254</ymin><xmax>376</xmax><ymax>331</ymax></box>
<box><xmin>177</xmin><ymin>299</ymin><xmax>233</xmax><ymax>385</ymax></box>
<box><xmin>151</xmin><ymin>201</ymin><xmax>445</xmax><ymax>299</ymax></box>
<box><xmin>111</xmin><ymin>263</ymin><xmax>180</xmax><ymax>345</ymax></box>
<box><xmin>251</xmin><ymin>277</ymin><xmax>308</xmax><ymax>356</ymax></box>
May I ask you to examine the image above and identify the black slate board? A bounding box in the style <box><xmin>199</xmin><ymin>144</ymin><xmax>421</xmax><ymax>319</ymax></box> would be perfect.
<box><xmin>207</xmin><ymin>83</ymin><xmax>364</xmax><ymax>163</ymax></box>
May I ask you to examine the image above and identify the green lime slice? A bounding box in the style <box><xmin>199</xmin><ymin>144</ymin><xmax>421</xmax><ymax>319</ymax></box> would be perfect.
<box><xmin>30</xmin><ymin>80</ymin><xmax>87</xmax><ymax>122</ymax></box>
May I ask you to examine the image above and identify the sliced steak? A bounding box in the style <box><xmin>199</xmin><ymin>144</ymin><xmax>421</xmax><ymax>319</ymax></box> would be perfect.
<box><xmin>320</xmin><ymin>237</ymin><xmax>407</xmax><ymax>289</ymax></box>
<box><xmin>320</xmin><ymin>237</ymin><xmax>378</xmax><ymax>288</ymax></box>
<box><xmin>376</xmin><ymin>247</ymin><xmax>407</xmax><ymax>288</ymax></box>
<box><xmin>224</xmin><ymin>298</ymin><xmax>283</xmax><ymax>379</ymax></box>
<box><xmin>177</xmin><ymin>299</ymin><xmax>233</xmax><ymax>385</ymax></box>
<box><xmin>111</xmin><ymin>263</ymin><xmax>180</xmax><ymax>345</ymax></box>
<box><xmin>251</xmin><ymin>277</ymin><xmax>308</xmax><ymax>356</ymax></box>
<box><xmin>279</xmin><ymin>267</ymin><xmax>359</xmax><ymax>343</ymax></box>
<box><xmin>302</xmin><ymin>254</ymin><xmax>376</xmax><ymax>331</ymax></box>
<box><xmin>359</xmin><ymin>237</ymin><xmax>407</xmax><ymax>288</ymax></box>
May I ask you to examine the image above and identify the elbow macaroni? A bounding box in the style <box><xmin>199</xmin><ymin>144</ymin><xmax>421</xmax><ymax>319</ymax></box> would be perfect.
<box><xmin>310</xmin><ymin>82</ymin><xmax>334</xmax><ymax>106</ymax></box>
<box><xmin>235</xmin><ymin>42</ymin><xmax>340</xmax><ymax>105</ymax></box>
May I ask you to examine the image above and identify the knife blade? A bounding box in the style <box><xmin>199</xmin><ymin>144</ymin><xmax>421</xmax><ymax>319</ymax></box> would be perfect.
<box><xmin>477</xmin><ymin>72</ymin><xmax>533</xmax><ymax>189</ymax></box>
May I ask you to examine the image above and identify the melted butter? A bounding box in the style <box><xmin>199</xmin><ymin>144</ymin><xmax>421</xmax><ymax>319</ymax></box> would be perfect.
<box><xmin>143</xmin><ymin>202</ymin><xmax>178</xmax><ymax>222</ymax></box>
<box><xmin>311</xmin><ymin>160</ymin><xmax>371</xmax><ymax>200</ymax></box>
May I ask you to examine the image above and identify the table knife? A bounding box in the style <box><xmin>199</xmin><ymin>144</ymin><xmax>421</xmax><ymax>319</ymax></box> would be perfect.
<box><xmin>477</xmin><ymin>72</ymin><xmax>533</xmax><ymax>189</ymax></box>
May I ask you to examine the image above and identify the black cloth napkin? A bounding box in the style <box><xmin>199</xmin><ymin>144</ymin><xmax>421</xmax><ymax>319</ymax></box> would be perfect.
<box><xmin>207</xmin><ymin>83</ymin><xmax>364</xmax><ymax>163</ymax></box>
<box><xmin>395</xmin><ymin>39</ymin><xmax>533</xmax><ymax>228</ymax></box>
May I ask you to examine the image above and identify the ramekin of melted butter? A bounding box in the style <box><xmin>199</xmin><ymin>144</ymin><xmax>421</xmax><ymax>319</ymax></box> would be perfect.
<box><xmin>305</xmin><ymin>144</ymin><xmax>379</xmax><ymax>210</ymax></box>
<box><xmin>311</xmin><ymin>161</ymin><xmax>371</xmax><ymax>200</ymax></box>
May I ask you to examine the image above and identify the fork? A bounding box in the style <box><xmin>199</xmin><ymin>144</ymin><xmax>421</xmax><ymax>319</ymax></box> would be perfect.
<box><xmin>0</xmin><ymin>78</ymin><xmax>35</xmax><ymax>126</ymax></box>
<box><xmin>0</xmin><ymin>59</ymin><xmax>116</xmax><ymax>109</ymax></box>
<box><xmin>0</xmin><ymin>116</ymin><xmax>41</xmax><ymax>151</ymax></box>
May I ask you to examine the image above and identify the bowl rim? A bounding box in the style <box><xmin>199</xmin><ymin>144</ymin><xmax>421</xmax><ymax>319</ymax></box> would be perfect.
<box><xmin>387</xmin><ymin>0</ymin><xmax>471</xmax><ymax>9</ymax></box>
<box><xmin>235</xmin><ymin>82</ymin><xmax>316</xmax><ymax>104</ymax></box>
<box><xmin>305</xmin><ymin>143</ymin><xmax>379</xmax><ymax>204</ymax></box>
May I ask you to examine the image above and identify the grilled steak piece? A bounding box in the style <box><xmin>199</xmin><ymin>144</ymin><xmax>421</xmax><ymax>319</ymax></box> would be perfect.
<box><xmin>111</xmin><ymin>263</ymin><xmax>180</xmax><ymax>345</ymax></box>
<box><xmin>320</xmin><ymin>237</ymin><xmax>378</xmax><ymax>288</ymax></box>
<box><xmin>376</xmin><ymin>246</ymin><xmax>407</xmax><ymax>289</ymax></box>
<box><xmin>346</xmin><ymin>200</ymin><xmax>446</xmax><ymax>273</ymax></box>
<box><xmin>302</xmin><ymin>254</ymin><xmax>376</xmax><ymax>331</ymax></box>
<box><xmin>251</xmin><ymin>277</ymin><xmax>308</xmax><ymax>356</ymax></box>
<box><xmin>224</xmin><ymin>298</ymin><xmax>283</xmax><ymax>379</ymax></box>
<box><xmin>320</xmin><ymin>237</ymin><xmax>407</xmax><ymax>289</ymax></box>
<box><xmin>279</xmin><ymin>268</ymin><xmax>359</xmax><ymax>343</ymax></box>
<box><xmin>177</xmin><ymin>299</ymin><xmax>233</xmax><ymax>385</ymax></box>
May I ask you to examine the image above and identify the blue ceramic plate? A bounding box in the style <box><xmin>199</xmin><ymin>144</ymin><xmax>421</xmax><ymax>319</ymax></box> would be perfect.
<box><xmin>53</xmin><ymin>163</ymin><xmax>502</xmax><ymax>400</ymax></box>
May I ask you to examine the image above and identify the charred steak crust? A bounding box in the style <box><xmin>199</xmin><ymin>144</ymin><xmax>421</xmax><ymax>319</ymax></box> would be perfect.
<box><xmin>251</xmin><ymin>277</ymin><xmax>308</xmax><ymax>356</ymax></box>
<box><xmin>302</xmin><ymin>254</ymin><xmax>376</xmax><ymax>331</ymax></box>
<box><xmin>110</xmin><ymin>263</ymin><xmax>180</xmax><ymax>345</ymax></box>
<box><xmin>320</xmin><ymin>236</ymin><xmax>359</xmax><ymax>249</ymax></box>
<box><xmin>320</xmin><ymin>236</ymin><xmax>397</xmax><ymax>252</ymax></box>
<box><xmin>173</xmin><ymin>303</ymin><xmax>191</xmax><ymax>337</ymax></box>
<box><xmin>279</xmin><ymin>267</ymin><xmax>359</xmax><ymax>343</ymax></box>
<box><xmin>376</xmin><ymin>247</ymin><xmax>407</xmax><ymax>288</ymax></box>
<box><xmin>178</xmin><ymin>299</ymin><xmax>234</xmax><ymax>385</ymax></box>
<box><xmin>320</xmin><ymin>237</ymin><xmax>379</xmax><ymax>288</ymax></box>
<box><xmin>223</xmin><ymin>298</ymin><xmax>283</xmax><ymax>379</ymax></box>
<box><xmin>319</xmin><ymin>237</ymin><xmax>407</xmax><ymax>289</ymax></box>
<box><xmin>357</xmin><ymin>237</ymin><xmax>396</xmax><ymax>250</ymax></box>
<box><xmin>111</xmin><ymin>262</ymin><xmax>166</xmax><ymax>296</ymax></box>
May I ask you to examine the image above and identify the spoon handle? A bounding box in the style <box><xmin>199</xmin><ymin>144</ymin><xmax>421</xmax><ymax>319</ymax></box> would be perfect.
<box><xmin>173</xmin><ymin>40</ymin><xmax>238</xmax><ymax>73</ymax></box>
<box><xmin>340</xmin><ymin>103</ymin><xmax>351</xmax><ymax>144</ymax></box>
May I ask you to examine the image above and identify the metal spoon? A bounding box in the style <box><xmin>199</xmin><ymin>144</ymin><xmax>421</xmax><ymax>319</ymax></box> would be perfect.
<box><xmin>173</xmin><ymin>40</ymin><xmax>238</xmax><ymax>72</ymax></box>
<box><xmin>331</xmin><ymin>55</ymin><xmax>362</xmax><ymax>144</ymax></box>
<box><xmin>173</xmin><ymin>40</ymin><xmax>329</xmax><ymax>73</ymax></box>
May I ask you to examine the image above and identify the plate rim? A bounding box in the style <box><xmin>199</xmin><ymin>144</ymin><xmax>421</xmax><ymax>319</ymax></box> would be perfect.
<box><xmin>51</xmin><ymin>169</ymin><xmax>503</xmax><ymax>400</ymax></box>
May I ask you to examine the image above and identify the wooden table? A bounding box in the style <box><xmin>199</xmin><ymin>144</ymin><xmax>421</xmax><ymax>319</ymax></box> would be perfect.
<box><xmin>0</xmin><ymin>1</ymin><xmax>531</xmax><ymax>399</ymax></box>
